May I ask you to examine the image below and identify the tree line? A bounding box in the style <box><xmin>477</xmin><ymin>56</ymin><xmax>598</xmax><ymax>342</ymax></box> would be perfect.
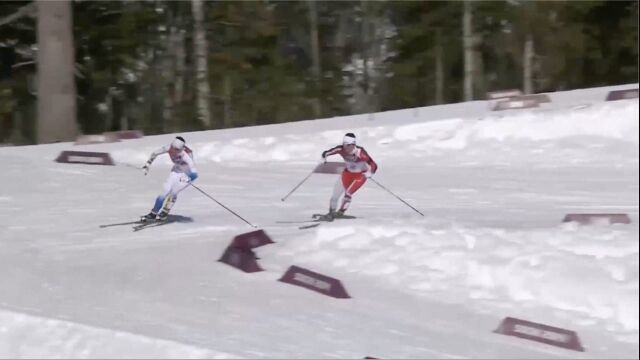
<box><xmin>0</xmin><ymin>0</ymin><xmax>637</xmax><ymax>144</ymax></box>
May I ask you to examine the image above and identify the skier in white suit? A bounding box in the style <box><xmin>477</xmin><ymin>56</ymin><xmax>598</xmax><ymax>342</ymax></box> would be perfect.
<box><xmin>141</xmin><ymin>136</ymin><xmax>199</xmax><ymax>221</ymax></box>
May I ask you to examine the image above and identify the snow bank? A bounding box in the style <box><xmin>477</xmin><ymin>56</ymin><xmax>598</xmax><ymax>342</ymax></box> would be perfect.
<box><xmin>282</xmin><ymin>221</ymin><xmax>639</xmax><ymax>337</ymax></box>
<box><xmin>109</xmin><ymin>98</ymin><xmax>638</xmax><ymax>165</ymax></box>
<box><xmin>393</xmin><ymin>101</ymin><xmax>639</xmax><ymax>149</ymax></box>
<box><xmin>0</xmin><ymin>309</ymin><xmax>237</xmax><ymax>359</ymax></box>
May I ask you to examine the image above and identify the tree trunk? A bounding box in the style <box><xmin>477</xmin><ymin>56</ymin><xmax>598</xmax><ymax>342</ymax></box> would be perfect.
<box><xmin>163</xmin><ymin>24</ymin><xmax>178</xmax><ymax>132</ymax></box>
<box><xmin>36</xmin><ymin>0</ymin><xmax>77</xmax><ymax>143</ymax></box>
<box><xmin>435</xmin><ymin>29</ymin><xmax>444</xmax><ymax>105</ymax></box>
<box><xmin>307</xmin><ymin>0</ymin><xmax>322</xmax><ymax>118</ymax></box>
<box><xmin>361</xmin><ymin>0</ymin><xmax>371</xmax><ymax>112</ymax></box>
<box><xmin>192</xmin><ymin>0</ymin><xmax>211</xmax><ymax>128</ymax></box>
<box><xmin>174</xmin><ymin>28</ymin><xmax>186</xmax><ymax>106</ymax></box>
<box><xmin>333</xmin><ymin>9</ymin><xmax>348</xmax><ymax>59</ymax></box>
<box><xmin>104</xmin><ymin>89</ymin><xmax>113</xmax><ymax>132</ymax></box>
<box><xmin>8</xmin><ymin>109</ymin><xmax>27</xmax><ymax>145</ymax></box>
<box><xmin>523</xmin><ymin>33</ymin><xmax>534</xmax><ymax>94</ymax></box>
<box><xmin>152</xmin><ymin>48</ymin><xmax>164</xmax><ymax>132</ymax></box>
<box><xmin>120</xmin><ymin>101</ymin><xmax>129</xmax><ymax>131</ymax></box>
<box><xmin>462</xmin><ymin>1</ymin><xmax>474</xmax><ymax>101</ymax></box>
<box><xmin>473</xmin><ymin>36</ymin><xmax>484</xmax><ymax>98</ymax></box>
<box><xmin>223</xmin><ymin>74</ymin><xmax>232</xmax><ymax>128</ymax></box>
<box><xmin>119</xmin><ymin>111</ymin><xmax>128</xmax><ymax>132</ymax></box>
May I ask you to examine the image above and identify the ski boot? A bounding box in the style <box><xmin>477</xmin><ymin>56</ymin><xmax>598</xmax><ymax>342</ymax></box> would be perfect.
<box><xmin>141</xmin><ymin>211</ymin><xmax>157</xmax><ymax>222</ymax></box>
<box><xmin>316</xmin><ymin>210</ymin><xmax>336</xmax><ymax>222</ymax></box>
<box><xmin>157</xmin><ymin>210</ymin><xmax>169</xmax><ymax>222</ymax></box>
<box><xmin>156</xmin><ymin>195</ymin><xmax>175</xmax><ymax>222</ymax></box>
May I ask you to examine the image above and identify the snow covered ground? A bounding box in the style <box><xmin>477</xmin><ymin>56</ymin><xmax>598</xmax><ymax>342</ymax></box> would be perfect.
<box><xmin>0</xmin><ymin>84</ymin><xmax>638</xmax><ymax>358</ymax></box>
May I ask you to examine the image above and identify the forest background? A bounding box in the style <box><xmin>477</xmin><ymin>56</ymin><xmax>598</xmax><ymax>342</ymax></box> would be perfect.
<box><xmin>0</xmin><ymin>0</ymin><xmax>637</xmax><ymax>144</ymax></box>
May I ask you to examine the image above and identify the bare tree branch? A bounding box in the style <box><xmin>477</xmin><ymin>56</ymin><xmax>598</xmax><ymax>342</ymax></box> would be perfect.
<box><xmin>0</xmin><ymin>3</ymin><xmax>36</xmax><ymax>28</ymax></box>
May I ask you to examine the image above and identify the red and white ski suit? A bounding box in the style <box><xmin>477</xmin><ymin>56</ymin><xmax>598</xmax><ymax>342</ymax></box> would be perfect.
<box><xmin>322</xmin><ymin>145</ymin><xmax>378</xmax><ymax>212</ymax></box>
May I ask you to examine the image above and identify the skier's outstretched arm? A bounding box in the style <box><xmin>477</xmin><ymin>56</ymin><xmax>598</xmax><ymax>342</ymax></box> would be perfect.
<box><xmin>142</xmin><ymin>145</ymin><xmax>170</xmax><ymax>175</ymax></box>
<box><xmin>321</xmin><ymin>145</ymin><xmax>343</xmax><ymax>162</ymax></box>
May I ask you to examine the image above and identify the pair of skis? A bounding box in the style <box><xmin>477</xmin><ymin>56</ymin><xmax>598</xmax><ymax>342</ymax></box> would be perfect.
<box><xmin>99</xmin><ymin>219</ymin><xmax>172</xmax><ymax>232</ymax></box>
<box><xmin>101</xmin><ymin>212</ymin><xmax>355</xmax><ymax>231</ymax></box>
<box><xmin>277</xmin><ymin>213</ymin><xmax>357</xmax><ymax>229</ymax></box>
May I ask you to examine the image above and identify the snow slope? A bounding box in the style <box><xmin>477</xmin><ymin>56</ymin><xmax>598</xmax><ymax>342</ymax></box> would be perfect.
<box><xmin>0</xmin><ymin>84</ymin><xmax>638</xmax><ymax>358</ymax></box>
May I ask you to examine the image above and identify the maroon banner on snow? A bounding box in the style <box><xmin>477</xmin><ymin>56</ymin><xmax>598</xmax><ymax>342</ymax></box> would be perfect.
<box><xmin>218</xmin><ymin>246</ymin><xmax>263</xmax><ymax>273</ymax></box>
<box><xmin>314</xmin><ymin>162</ymin><xmax>345</xmax><ymax>174</ymax></box>
<box><xmin>605</xmin><ymin>89</ymin><xmax>638</xmax><ymax>101</ymax></box>
<box><xmin>278</xmin><ymin>265</ymin><xmax>350</xmax><ymax>298</ymax></box>
<box><xmin>74</xmin><ymin>133</ymin><xmax>120</xmax><ymax>145</ymax></box>
<box><xmin>511</xmin><ymin>94</ymin><xmax>551</xmax><ymax>103</ymax></box>
<box><xmin>486</xmin><ymin>89</ymin><xmax>523</xmax><ymax>100</ymax></box>
<box><xmin>494</xmin><ymin>317</ymin><xmax>585</xmax><ymax>352</ymax></box>
<box><xmin>55</xmin><ymin>151</ymin><xmax>115</xmax><ymax>165</ymax></box>
<box><xmin>562</xmin><ymin>213</ymin><xmax>631</xmax><ymax>225</ymax></box>
<box><xmin>492</xmin><ymin>98</ymin><xmax>539</xmax><ymax>111</ymax></box>
<box><xmin>104</xmin><ymin>130</ymin><xmax>145</xmax><ymax>140</ymax></box>
<box><xmin>231</xmin><ymin>229</ymin><xmax>274</xmax><ymax>250</ymax></box>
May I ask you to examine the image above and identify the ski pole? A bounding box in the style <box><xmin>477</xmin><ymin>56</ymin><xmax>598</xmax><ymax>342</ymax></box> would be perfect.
<box><xmin>190</xmin><ymin>183</ymin><xmax>258</xmax><ymax>228</ymax></box>
<box><xmin>281</xmin><ymin>167</ymin><xmax>316</xmax><ymax>202</ymax></box>
<box><xmin>118</xmin><ymin>162</ymin><xmax>143</xmax><ymax>170</ymax></box>
<box><xmin>369</xmin><ymin>178</ymin><xmax>424</xmax><ymax>216</ymax></box>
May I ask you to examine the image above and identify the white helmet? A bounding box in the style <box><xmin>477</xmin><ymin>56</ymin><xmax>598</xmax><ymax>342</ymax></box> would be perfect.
<box><xmin>342</xmin><ymin>133</ymin><xmax>356</xmax><ymax>154</ymax></box>
<box><xmin>343</xmin><ymin>133</ymin><xmax>356</xmax><ymax>145</ymax></box>
<box><xmin>171</xmin><ymin>136</ymin><xmax>185</xmax><ymax>150</ymax></box>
